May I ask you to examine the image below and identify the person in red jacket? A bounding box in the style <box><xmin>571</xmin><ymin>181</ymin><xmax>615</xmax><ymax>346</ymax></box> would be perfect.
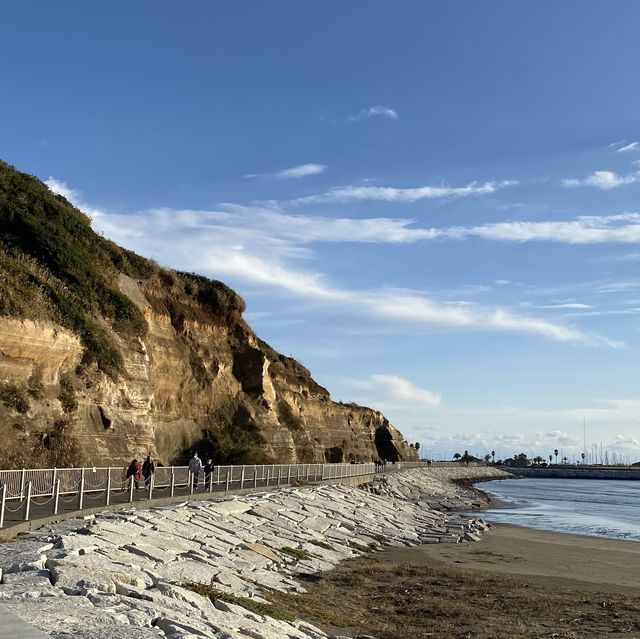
<box><xmin>126</xmin><ymin>458</ymin><xmax>142</xmax><ymax>490</ymax></box>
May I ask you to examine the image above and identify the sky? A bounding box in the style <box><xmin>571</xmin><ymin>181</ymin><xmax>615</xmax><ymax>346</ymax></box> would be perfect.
<box><xmin>2</xmin><ymin>1</ymin><xmax>640</xmax><ymax>462</ymax></box>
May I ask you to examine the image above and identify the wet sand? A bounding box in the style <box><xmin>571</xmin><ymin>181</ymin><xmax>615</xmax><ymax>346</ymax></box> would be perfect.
<box><xmin>376</xmin><ymin>522</ymin><xmax>640</xmax><ymax>594</ymax></box>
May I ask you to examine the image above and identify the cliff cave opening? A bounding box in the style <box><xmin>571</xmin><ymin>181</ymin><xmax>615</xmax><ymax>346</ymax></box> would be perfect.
<box><xmin>374</xmin><ymin>426</ymin><xmax>399</xmax><ymax>462</ymax></box>
<box><xmin>324</xmin><ymin>446</ymin><xmax>344</xmax><ymax>463</ymax></box>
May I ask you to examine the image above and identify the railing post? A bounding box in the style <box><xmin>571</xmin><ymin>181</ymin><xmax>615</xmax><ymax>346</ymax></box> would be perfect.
<box><xmin>265</xmin><ymin>467</ymin><xmax>270</xmax><ymax>486</ymax></box>
<box><xmin>54</xmin><ymin>479</ymin><xmax>60</xmax><ymax>515</ymax></box>
<box><xmin>189</xmin><ymin>470</ymin><xmax>194</xmax><ymax>495</ymax></box>
<box><xmin>20</xmin><ymin>468</ymin><xmax>26</xmax><ymax>499</ymax></box>
<box><xmin>148</xmin><ymin>473</ymin><xmax>154</xmax><ymax>500</ymax></box>
<box><xmin>209</xmin><ymin>469</ymin><xmax>214</xmax><ymax>493</ymax></box>
<box><xmin>225</xmin><ymin>469</ymin><xmax>230</xmax><ymax>495</ymax></box>
<box><xmin>78</xmin><ymin>468</ymin><xmax>85</xmax><ymax>510</ymax></box>
<box><xmin>254</xmin><ymin>465</ymin><xmax>258</xmax><ymax>489</ymax></box>
<box><xmin>240</xmin><ymin>466</ymin><xmax>245</xmax><ymax>490</ymax></box>
<box><xmin>24</xmin><ymin>481</ymin><xmax>32</xmax><ymax>521</ymax></box>
<box><xmin>216</xmin><ymin>466</ymin><xmax>221</xmax><ymax>486</ymax></box>
<box><xmin>129</xmin><ymin>474</ymin><xmax>134</xmax><ymax>503</ymax></box>
<box><xmin>105</xmin><ymin>471</ymin><xmax>111</xmax><ymax>506</ymax></box>
<box><xmin>170</xmin><ymin>469</ymin><xmax>175</xmax><ymax>497</ymax></box>
<box><xmin>287</xmin><ymin>466</ymin><xmax>291</xmax><ymax>484</ymax></box>
<box><xmin>277</xmin><ymin>467</ymin><xmax>281</xmax><ymax>487</ymax></box>
<box><xmin>0</xmin><ymin>484</ymin><xmax>5</xmax><ymax>529</ymax></box>
<box><xmin>52</xmin><ymin>467</ymin><xmax>58</xmax><ymax>496</ymax></box>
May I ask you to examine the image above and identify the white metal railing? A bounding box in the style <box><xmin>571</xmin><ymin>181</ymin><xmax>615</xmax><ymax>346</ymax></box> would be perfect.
<box><xmin>0</xmin><ymin>460</ymin><xmax>409</xmax><ymax>529</ymax></box>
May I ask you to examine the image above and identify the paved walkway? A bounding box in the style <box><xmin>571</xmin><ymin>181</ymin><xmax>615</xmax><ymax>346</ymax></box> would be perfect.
<box><xmin>0</xmin><ymin>605</ymin><xmax>51</xmax><ymax>638</ymax></box>
<box><xmin>0</xmin><ymin>470</ymin><xmax>385</xmax><ymax>536</ymax></box>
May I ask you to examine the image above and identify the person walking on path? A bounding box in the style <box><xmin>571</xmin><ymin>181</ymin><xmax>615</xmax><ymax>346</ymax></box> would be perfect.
<box><xmin>189</xmin><ymin>453</ymin><xmax>202</xmax><ymax>490</ymax></box>
<box><xmin>204</xmin><ymin>458</ymin><xmax>214</xmax><ymax>491</ymax></box>
<box><xmin>126</xmin><ymin>458</ymin><xmax>142</xmax><ymax>490</ymax></box>
<box><xmin>142</xmin><ymin>454</ymin><xmax>155</xmax><ymax>489</ymax></box>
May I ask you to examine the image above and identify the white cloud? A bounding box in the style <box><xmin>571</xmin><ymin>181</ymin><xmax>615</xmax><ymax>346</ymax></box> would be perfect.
<box><xmin>348</xmin><ymin>105</ymin><xmax>399</xmax><ymax>121</ymax></box>
<box><xmin>351</xmin><ymin>374</ymin><xmax>441</xmax><ymax>409</ymax></box>
<box><xmin>47</xmin><ymin>177</ymin><xmax>618</xmax><ymax>347</ymax></box>
<box><xmin>275</xmin><ymin>163</ymin><xmax>327</xmax><ymax>179</ymax></box>
<box><xmin>538</xmin><ymin>303</ymin><xmax>592</xmax><ymax>309</ymax></box>
<box><xmin>291</xmin><ymin>180</ymin><xmax>516</xmax><ymax>205</ymax></box>
<box><xmin>616</xmin><ymin>141</ymin><xmax>639</xmax><ymax>153</ymax></box>
<box><xmin>561</xmin><ymin>169</ymin><xmax>640</xmax><ymax>190</ymax></box>
<box><xmin>445</xmin><ymin>212</ymin><xmax>640</xmax><ymax>244</ymax></box>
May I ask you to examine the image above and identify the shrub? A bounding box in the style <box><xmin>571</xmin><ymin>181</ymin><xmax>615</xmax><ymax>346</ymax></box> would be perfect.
<box><xmin>279</xmin><ymin>547</ymin><xmax>313</xmax><ymax>561</ymax></box>
<box><xmin>0</xmin><ymin>383</ymin><xmax>29</xmax><ymax>414</ymax></box>
<box><xmin>183</xmin><ymin>583</ymin><xmax>295</xmax><ymax>622</ymax></box>
<box><xmin>58</xmin><ymin>378</ymin><xmax>78</xmax><ymax>413</ymax></box>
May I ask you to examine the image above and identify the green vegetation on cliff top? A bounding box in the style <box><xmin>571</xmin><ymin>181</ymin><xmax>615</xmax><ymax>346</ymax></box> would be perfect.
<box><xmin>0</xmin><ymin>160</ymin><xmax>245</xmax><ymax>377</ymax></box>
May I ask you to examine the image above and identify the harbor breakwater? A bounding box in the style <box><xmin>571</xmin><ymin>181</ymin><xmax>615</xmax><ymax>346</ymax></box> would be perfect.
<box><xmin>504</xmin><ymin>466</ymin><xmax>640</xmax><ymax>480</ymax></box>
<box><xmin>0</xmin><ymin>466</ymin><xmax>507</xmax><ymax>639</ymax></box>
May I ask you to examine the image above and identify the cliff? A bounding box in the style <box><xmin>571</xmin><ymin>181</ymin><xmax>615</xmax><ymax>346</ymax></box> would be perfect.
<box><xmin>0</xmin><ymin>161</ymin><xmax>417</xmax><ymax>468</ymax></box>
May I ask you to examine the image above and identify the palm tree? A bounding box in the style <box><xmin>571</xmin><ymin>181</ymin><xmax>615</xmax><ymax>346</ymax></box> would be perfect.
<box><xmin>581</xmin><ymin>452</ymin><xmax>586</xmax><ymax>465</ymax></box>
<box><xmin>548</xmin><ymin>454</ymin><xmax>553</xmax><ymax>464</ymax></box>
<box><xmin>453</xmin><ymin>452</ymin><xmax>461</xmax><ymax>461</ymax></box>
<box><xmin>533</xmin><ymin>456</ymin><xmax>543</xmax><ymax>465</ymax></box>
<box><xmin>562</xmin><ymin>456</ymin><xmax>568</xmax><ymax>465</ymax></box>
<box><xmin>491</xmin><ymin>450</ymin><xmax>496</xmax><ymax>463</ymax></box>
<box><xmin>484</xmin><ymin>453</ymin><xmax>491</xmax><ymax>464</ymax></box>
<box><xmin>554</xmin><ymin>449</ymin><xmax>559</xmax><ymax>464</ymax></box>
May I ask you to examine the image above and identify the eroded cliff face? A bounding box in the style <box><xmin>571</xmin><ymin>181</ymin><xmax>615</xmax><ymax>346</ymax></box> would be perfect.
<box><xmin>0</xmin><ymin>274</ymin><xmax>417</xmax><ymax>467</ymax></box>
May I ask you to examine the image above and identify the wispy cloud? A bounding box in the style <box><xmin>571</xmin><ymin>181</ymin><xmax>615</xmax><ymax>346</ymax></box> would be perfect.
<box><xmin>616</xmin><ymin>141</ymin><xmax>639</xmax><ymax>153</ymax></box>
<box><xmin>291</xmin><ymin>179</ymin><xmax>516</xmax><ymax>205</ymax></box>
<box><xmin>538</xmin><ymin>303</ymin><xmax>593</xmax><ymax>309</ymax></box>
<box><xmin>445</xmin><ymin>212</ymin><xmax>640</xmax><ymax>244</ymax></box>
<box><xmin>244</xmin><ymin>163</ymin><xmax>327</xmax><ymax>180</ymax></box>
<box><xmin>47</xmin><ymin>177</ymin><xmax>621</xmax><ymax>347</ymax></box>
<box><xmin>275</xmin><ymin>163</ymin><xmax>327</xmax><ymax>179</ymax></box>
<box><xmin>348</xmin><ymin>105</ymin><xmax>399</xmax><ymax>121</ymax></box>
<box><xmin>350</xmin><ymin>374</ymin><xmax>441</xmax><ymax>409</ymax></box>
<box><xmin>562</xmin><ymin>169</ymin><xmax>640</xmax><ymax>190</ymax></box>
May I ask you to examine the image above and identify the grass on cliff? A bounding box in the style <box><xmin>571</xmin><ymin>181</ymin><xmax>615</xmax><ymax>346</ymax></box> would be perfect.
<box><xmin>0</xmin><ymin>160</ymin><xmax>246</xmax><ymax>377</ymax></box>
<box><xmin>0</xmin><ymin>418</ymin><xmax>84</xmax><ymax>470</ymax></box>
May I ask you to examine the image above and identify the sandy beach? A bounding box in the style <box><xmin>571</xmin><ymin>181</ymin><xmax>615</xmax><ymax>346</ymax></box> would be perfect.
<box><xmin>272</xmin><ymin>523</ymin><xmax>640</xmax><ymax>638</ymax></box>
<box><xmin>377</xmin><ymin>522</ymin><xmax>640</xmax><ymax>595</ymax></box>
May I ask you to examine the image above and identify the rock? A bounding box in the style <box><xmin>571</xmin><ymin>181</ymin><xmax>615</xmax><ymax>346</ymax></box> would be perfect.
<box><xmin>0</xmin><ymin>541</ymin><xmax>53</xmax><ymax>574</ymax></box>
<box><xmin>241</xmin><ymin>542</ymin><xmax>282</xmax><ymax>564</ymax></box>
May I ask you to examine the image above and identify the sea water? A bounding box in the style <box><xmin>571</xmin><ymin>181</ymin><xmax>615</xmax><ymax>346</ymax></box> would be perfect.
<box><xmin>475</xmin><ymin>477</ymin><xmax>640</xmax><ymax>541</ymax></box>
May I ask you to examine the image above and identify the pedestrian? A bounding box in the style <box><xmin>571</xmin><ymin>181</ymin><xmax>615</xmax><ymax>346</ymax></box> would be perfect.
<box><xmin>188</xmin><ymin>452</ymin><xmax>202</xmax><ymax>490</ymax></box>
<box><xmin>204</xmin><ymin>458</ymin><xmax>213</xmax><ymax>491</ymax></box>
<box><xmin>142</xmin><ymin>454</ymin><xmax>155</xmax><ymax>489</ymax></box>
<box><xmin>126</xmin><ymin>458</ymin><xmax>141</xmax><ymax>490</ymax></box>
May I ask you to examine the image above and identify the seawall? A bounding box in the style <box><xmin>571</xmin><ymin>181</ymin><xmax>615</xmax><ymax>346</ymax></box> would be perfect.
<box><xmin>504</xmin><ymin>466</ymin><xmax>640</xmax><ymax>480</ymax></box>
<box><xmin>0</xmin><ymin>466</ymin><xmax>507</xmax><ymax>639</ymax></box>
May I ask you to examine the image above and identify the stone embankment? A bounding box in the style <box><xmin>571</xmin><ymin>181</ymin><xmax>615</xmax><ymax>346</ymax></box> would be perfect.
<box><xmin>0</xmin><ymin>467</ymin><xmax>508</xmax><ymax>639</ymax></box>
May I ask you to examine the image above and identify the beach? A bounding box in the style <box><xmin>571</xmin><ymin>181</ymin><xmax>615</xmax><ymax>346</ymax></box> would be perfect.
<box><xmin>271</xmin><ymin>523</ymin><xmax>640</xmax><ymax>638</ymax></box>
<box><xmin>379</xmin><ymin>522</ymin><xmax>640</xmax><ymax>594</ymax></box>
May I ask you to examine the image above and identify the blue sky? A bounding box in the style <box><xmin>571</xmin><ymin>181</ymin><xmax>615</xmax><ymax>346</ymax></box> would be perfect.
<box><xmin>3</xmin><ymin>1</ymin><xmax>640</xmax><ymax>461</ymax></box>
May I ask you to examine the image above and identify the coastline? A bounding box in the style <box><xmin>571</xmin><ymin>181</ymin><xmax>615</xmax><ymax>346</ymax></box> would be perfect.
<box><xmin>2</xmin><ymin>466</ymin><xmax>638</xmax><ymax>639</ymax></box>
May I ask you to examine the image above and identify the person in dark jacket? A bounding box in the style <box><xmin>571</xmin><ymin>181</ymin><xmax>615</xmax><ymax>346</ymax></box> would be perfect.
<box><xmin>142</xmin><ymin>454</ymin><xmax>155</xmax><ymax>489</ymax></box>
<box><xmin>204</xmin><ymin>459</ymin><xmax>214</xmax><ymax>491</ymax></box>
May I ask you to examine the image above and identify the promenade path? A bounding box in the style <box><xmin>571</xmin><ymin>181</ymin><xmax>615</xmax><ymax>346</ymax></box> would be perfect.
<box><xmin>0</xmin><ymin>462</ymin><xmax>430</xmax><ymax>536</ymax></box>
<box><xmin>0</xmin><ymin>605</ymin><xmax>52</xmax><ymax>639</ymax></box>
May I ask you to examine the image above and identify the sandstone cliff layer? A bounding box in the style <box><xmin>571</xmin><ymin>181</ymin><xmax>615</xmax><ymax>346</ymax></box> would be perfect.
<box><xmin>0</xmin><ymin>161</ymin><xmax>417</xmax><ymax>467</ymax></box>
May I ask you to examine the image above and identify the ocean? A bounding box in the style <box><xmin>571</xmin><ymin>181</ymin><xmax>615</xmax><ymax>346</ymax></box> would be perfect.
<box><xmin>476</xmin><ymin>477</ymin><xmax>640</xmax><ymax>542</ymax></box>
